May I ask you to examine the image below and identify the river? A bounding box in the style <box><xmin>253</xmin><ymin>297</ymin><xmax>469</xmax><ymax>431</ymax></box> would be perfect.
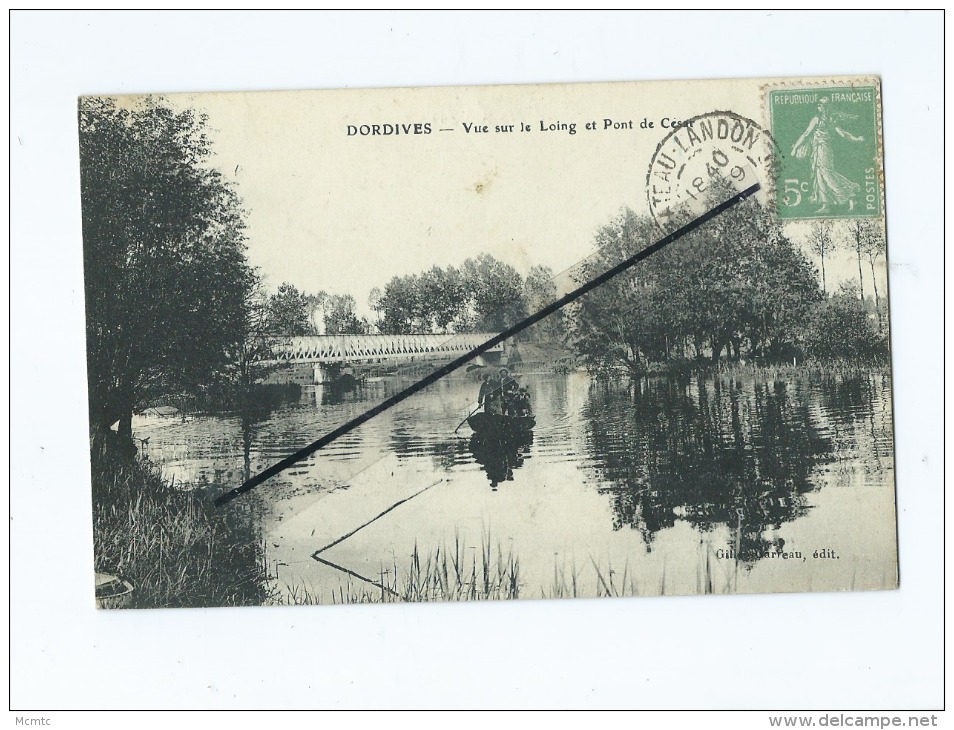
<box><xmin>132</xmin><ymin>368</ymin><xmax>897</xmax><ymax>603</ymax></box>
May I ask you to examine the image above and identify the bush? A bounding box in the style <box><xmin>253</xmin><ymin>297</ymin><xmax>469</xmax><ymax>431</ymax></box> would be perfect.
<box><xmin>803</xmin><ymin>293</ymin><xmax>888</xmax><ymax>362</ymax></box>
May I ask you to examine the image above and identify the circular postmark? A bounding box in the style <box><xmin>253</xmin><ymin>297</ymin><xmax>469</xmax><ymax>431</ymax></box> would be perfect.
<box><xmin>646</xmin><ymin>110</ymin><xmax>777</xmax><ymax>229</ymax></box>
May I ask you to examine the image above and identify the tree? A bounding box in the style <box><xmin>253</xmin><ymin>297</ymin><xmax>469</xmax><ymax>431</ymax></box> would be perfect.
<box><xmin>803</xmin><ymin>283</ymin><xmax>887</xmax><ymax>361</ymax></box>
<box><xmin>236</xmin><ymin>271</ymin><xmax>274</xmax><ymax>387</ymax></box>
<box><xmin>265</xmin><ymin>282</ymin><xmax>312</xmax><ymax>335</ymax></box>
<box><xmin>807</xmin><ymin>221</ymin><xmax>835</xmax><ymax>294</ymax></box>
<box><xmin>373</xmin><ymin>275</ymin><xmax>419</xmax><ymax>334</ymax></box>
<box><xmin>846</xmin><ymin>219</ymin><xmax>877</xmax><ymax>303</ymax></box>
<box><xmin>372</xmin><ymin>255</ymin><xmax>530</xmax><ymax>336</ymax></box>
<box><xmin>855</xmin><ymin>221</ymin><xmax>887</xmax><ymax>332</ymax></box>
<box><xmin>324</xmin><ymin>294</ymin><xmax>367</xmax><ymax>334</ymax></box>
<box><xmin>567</xmin><ymin>192</ymin><xmax>821</xmax><ymax>372</ymax></box>
<box><xmin>523</xmin><ymin>265</ymin><xmax>561</xmax><ymax>341</ymax></box>
<box><xmin>80</xmin><ymin>97</ymin><xmax>252</xmax><ymax>448</ymax></box>
<box><xmin>663</xmin><ymin>191</ymin><xmax>820</xmax><ymax>362</ymax></box>
<box><xmin>304</xmin><ymin>291</ymin><xmax>328</xmax><ymax>334</ymax></box>
<box><xmin>567</xmin><ymin>209</ymin><xmax>670</xmax><ymax>373</ymax></box>
<box><xmin>418</xmin><ymin>266</ymin><xmax>469</xmax><ymax>333</ymax></box>
<box><xmin>722</xmin><ymin>205</ymin><xmax>821</xmax><ymax>360</ymax></box>
<box><xmin>461</xmin><ymin>253</ymin><xmax>528</xmax><ymax>332</ymax></box>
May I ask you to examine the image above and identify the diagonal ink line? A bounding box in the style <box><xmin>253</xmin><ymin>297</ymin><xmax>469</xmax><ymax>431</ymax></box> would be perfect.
<box><xmin>311</xmin><ymin>478</ymin><xmax>444</xmax><ymax>556</ymax></box>
<box><xmin>214</xmin><ymin>182</ymin><xmax>760</xmax><ymax>506</ymax></box>
<box><xmin>284</xmin><ymin>193</ymin><xmax>717</xmax><ymax>495</ymax></box>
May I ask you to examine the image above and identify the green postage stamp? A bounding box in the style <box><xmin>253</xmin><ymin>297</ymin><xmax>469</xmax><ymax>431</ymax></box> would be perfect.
<box><xmin>769</xmin><ymin>84</ymin><xmax>882</xmax><ymax>220</ymax></box>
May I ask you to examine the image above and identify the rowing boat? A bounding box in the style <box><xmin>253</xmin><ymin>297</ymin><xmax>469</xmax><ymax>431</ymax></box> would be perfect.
<box><xmin>467</xmin><ymin>411</ymin><xmax>536</xmax><ymax>437</ymax></box>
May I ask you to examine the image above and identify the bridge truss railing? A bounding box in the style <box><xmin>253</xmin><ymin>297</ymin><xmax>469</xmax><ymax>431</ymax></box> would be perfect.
<box><xmin>268</xmin><ymin>333</ymin><xmax>502</xmax><ymax>364</ymax></box>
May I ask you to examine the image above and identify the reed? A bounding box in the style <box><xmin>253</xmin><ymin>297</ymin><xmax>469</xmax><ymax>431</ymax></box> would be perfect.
<box><xmin>387</xmin><ymin>532</ymin><xmax>521</xmax><ymax>602</ymax></box>
<box><xmin>544</xmin><ymin>555</ymin><xmax>643</xmax><ymax>599</ymax></box>
<box><xmin>272</xmin><ymin>539</ymin><xmax>747</xmax><ymax>605</ymax></box>
<box><xmin>92</xmin><ymin>454</ymin><xmax>268</xmax><ymax>609</ymax></box>
<box><xmin>704</xmin><ymin>359</ymin><xmax>891</xmax><ymax>384</ymax></box>
<box><xmin>273</xmin><ymin>545</ymin><xmax>737</xmax><ymax>603</ymax></box>
<box><xmin>270</xmin><ymin>531</ymin><xmax>521</xmax><ymax>605</ymax></box>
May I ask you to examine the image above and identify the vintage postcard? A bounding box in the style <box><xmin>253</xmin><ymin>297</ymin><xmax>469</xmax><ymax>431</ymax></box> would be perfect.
<box><xmin>80</xmin><ymin>76</ymin><xmax>896</xmax><ymax>609</ymax></box>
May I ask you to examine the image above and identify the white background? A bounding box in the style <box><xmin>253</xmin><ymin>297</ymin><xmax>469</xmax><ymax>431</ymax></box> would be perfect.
<box><xmin>8</xmin><ymin>10</ymin><xmax>945</xmax><ymax>713</ymax></box>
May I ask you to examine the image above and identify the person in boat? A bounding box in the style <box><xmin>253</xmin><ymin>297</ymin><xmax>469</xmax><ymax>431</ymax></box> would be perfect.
<box><xmin>499</xmin><ymin>368</ymin><xmax>519</xmax><ymax>416</ymax></box>
<box><xmin>477</xmin><ymin>373</ymin><xmax>494</xmax><ymax>409</ymax></box>
<box><xmin>513</xmin><ymin>386</ymin><xmax>532</xmax><ymax>417</ymax></box>
<box><xmin>479</xmin><ymin>372</ymin><xmax>503</xmax><ymax>416</ymax></box>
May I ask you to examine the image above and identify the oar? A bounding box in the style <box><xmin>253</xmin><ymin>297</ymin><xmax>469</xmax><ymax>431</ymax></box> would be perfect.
<box><xmin>454</xmin><ymin>403</ymin><xmax>484</xmax><ymax>434</ymax></box>
<box><xmin>454</xmin><ymin>375</ymin><xmax>517</xmax><ymax>434</ymax></box>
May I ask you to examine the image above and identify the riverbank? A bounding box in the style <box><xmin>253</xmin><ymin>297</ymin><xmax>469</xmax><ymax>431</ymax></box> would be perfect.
<box><xmin>702</xmin><ymin>359</ymin><xmax>891</xmax><ymax>382</ymax></box>
<box><xmin>509</xmin><ymin>340</ymin><xmax>577</xmax><ymax>373</ymax></box>
<box><xmin>91</xmin><ymin>453</ymin><xmax>269</xmax><ymax>609</ymax></box>
<box><xmin>589</xmin><ymin>358</ymin><xmax>891</xmax><ymax>382</ymax></box>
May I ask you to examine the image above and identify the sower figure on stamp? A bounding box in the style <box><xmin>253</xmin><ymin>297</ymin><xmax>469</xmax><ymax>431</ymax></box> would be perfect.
<box><xmin>791</xmin><ymin>97</ymin><xmax>865</xmax><ymax>214</ymax></box>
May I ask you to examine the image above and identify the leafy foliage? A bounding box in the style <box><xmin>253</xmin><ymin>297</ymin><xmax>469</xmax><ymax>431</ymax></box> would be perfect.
<box><xmin>461</xmin><ymin>254</ymin><xmax>529</xmax><ymax>332</ymax></box>
<box><xmin>523</xmin><ymin>264</ymin><xmax>563</xmax><ymax>342</ymax></box>
<box><xmin>265</xmin><ymin>282</ymin><xmax>312</xmax><ymax>335</ymax></box>
<box><xmin>323</xmin><ymin>293</ymin><xmax>369</xmax><ymax>335</ymax></box>
<box><xmin>803</xmin><ymin>284</ymin><xmax>888</xmax><ymax>361</ymax></box>
<box><xmin>372</xmin><ymin>254</ymin><xmax>543</xmax><ymax>335</ymax></box>
<box><xmin>568</xmin><ymin>196</ymin><xmax>825</xmax><ymax>374</ymax></box>
<box><xmin>80</xmin><ymin>97</ymin><xmax>252</xmax><ymax>441</ymax></box>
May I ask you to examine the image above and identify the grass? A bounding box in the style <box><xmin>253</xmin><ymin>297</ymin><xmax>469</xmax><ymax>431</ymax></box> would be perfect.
<box><xmin>91</xmin><ymin>452</ymin><xmax>269</xmax><ymax>609</ymax></box>
<box><xmin>543</xmin><ymin>555</ymin><xmax>646</xmax><ymax>599</ymax></box>
<box><xmin>398</xmin><ymin>533</ymin><xmax>521</xmax><ymax>602</ymax></box>
<box><xmin>705</xmin><ymin>359</ymin><xmax>891</xmax><ymax>383</ymax></box>
<box><xmin>269</xmin><ymin>532</ymin><xmax>522</xmax><ymax>605</ymax></box>
<box><xmin>271</xmin><ymin>535</ymin><xmax>740</xmax><ymax>605</ymax></box>
<box><xmin>540</xmin><ymin>543</ymin><xmax>740</xmax><ymax>599</ymax></box>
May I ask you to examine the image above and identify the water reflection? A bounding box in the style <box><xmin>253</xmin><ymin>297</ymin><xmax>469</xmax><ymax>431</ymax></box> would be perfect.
<box><xmin>580</xmin><ymin>373</ymin><xmax>892</xmax><ymax>567</ymax></box>
<box><xmin>468</xmin><ymin>432</ymin><xmax>534</xmax><ymax>489</ymax></box>
<box><xmin>135</xmin><ymin>369</ymin><xmax>894</xmax><ymax>596</ymax></box>
<box><xmin>315</xmin><ymin>379</ymin><xmax>363</xmax><ymax>406</ymax></box>
<box><xmin>239</xmin><ymin>395</ymin><xmax>291</xmax><ymax>484</ymax></box>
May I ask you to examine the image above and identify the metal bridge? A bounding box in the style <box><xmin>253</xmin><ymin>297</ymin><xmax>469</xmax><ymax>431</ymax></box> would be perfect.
<box><xmin>270</xmin><ymin>332</ymin><xmax>503</xmax><ymax>365</ymax></box>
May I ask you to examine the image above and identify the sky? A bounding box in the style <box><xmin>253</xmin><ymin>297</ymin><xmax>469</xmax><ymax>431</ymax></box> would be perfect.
<box><xmin>148</xmin><ymin>79</ymin><xmax>888</xmax><ymax>318</ymax></box>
